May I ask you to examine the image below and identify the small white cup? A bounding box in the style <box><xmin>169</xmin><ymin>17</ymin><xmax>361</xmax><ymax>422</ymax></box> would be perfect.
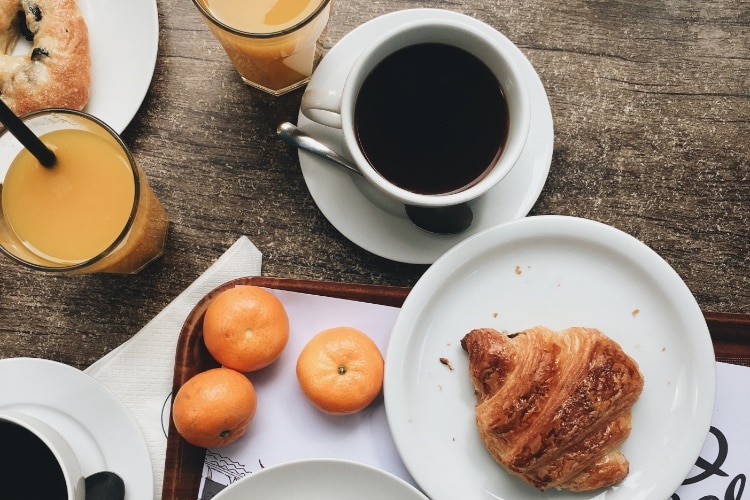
<box><xmin>0</xmin><ymin>409</ymin><xmax>85</xmax><ymax>499</ymax></box>
<box><xmin>301</xmin><ymin>16</ymin><xmax>530</xmax><ymax>208</ymax></box>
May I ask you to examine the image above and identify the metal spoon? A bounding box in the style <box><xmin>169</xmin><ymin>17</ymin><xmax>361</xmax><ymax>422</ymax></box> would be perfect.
<box><xmin>276</xmin><ymin>122</ymin><xmax>473</xmax><ymax>234</ymax></box>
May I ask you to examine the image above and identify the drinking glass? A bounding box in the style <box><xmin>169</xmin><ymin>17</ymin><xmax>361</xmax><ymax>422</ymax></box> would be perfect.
<box><xmin>192</xmin><ymin>0</ymin><xmax>333</xmax><ymax>95</ymax></box>
<box><xmin>0</xmin><ymin>109</ymin><xmax>169</xmax><ymax>274</ymax></box>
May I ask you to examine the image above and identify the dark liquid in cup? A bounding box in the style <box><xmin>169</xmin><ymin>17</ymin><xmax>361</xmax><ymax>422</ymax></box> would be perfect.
<box><xmin>355</xmin><ymin>43</ymin><xmax>509</xmax><ymax>195</ymax></box>
<box><xmin>0</xmin><ymin>421</ymin><xmax>68</xmax><ymax>498</ymax></box>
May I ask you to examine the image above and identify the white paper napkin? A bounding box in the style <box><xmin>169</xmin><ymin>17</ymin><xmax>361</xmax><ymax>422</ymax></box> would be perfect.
<box><xmin>85</xmin><ymin>236</ymin><xmax>263</xmax><ymax>500</ymax></box>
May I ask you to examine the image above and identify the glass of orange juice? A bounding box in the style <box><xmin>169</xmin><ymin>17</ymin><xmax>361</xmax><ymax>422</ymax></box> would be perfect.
<box><xmin>0</xmin><ymin>109</ymin><xmax>169</xmax><ymax>274</ymax></box>
<box><xmin>192</xmin><ymin>0</ymin><xmax>333</xmax><ymax>95</ymax></box>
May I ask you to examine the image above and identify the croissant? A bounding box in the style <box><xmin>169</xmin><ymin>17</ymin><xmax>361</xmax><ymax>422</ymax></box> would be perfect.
<box><xmin>460</xmin><ymin>326</ymin><xmax>644</xmax><ymax>492</ymax></box>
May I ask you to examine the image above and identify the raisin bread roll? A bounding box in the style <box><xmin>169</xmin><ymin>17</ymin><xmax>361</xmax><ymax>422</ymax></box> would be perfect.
<box><xmin>0</xmin><ymin>0</ymin><xmax>91</xmax><ymax>115</ymax></box>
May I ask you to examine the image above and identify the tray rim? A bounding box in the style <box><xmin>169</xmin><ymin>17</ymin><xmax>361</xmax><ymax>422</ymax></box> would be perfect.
<box><xmin>162</xmin><ymin>277</ymin><xmax>410</xmax><ymax>499</ymax></box>
<box><xmin>161</xmin><ymin>276</ymin><xmax>750</xmax><ymax>500</ymax></box>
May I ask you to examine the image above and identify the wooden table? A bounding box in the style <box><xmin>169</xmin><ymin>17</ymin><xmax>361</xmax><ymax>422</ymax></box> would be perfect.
<box><xmin>0</xmin><ymin>0</ymin><xmax>748</xmax><ymax>370</ymax></box>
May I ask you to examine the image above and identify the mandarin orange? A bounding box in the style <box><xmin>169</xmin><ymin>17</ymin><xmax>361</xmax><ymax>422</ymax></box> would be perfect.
<box><xmin>172</xmin><ymin>367</ymin><xmax>257</xmax><ymax>448</ymax></box>
<box><xmin>203</xmin><ymin>285</ymin><xmax>289</xmax><ymax>372</ymax></box>
<box><xmin>296</xmin><ymin>326</ymin><xmax>384</xmax><ymax>415</ymax></box>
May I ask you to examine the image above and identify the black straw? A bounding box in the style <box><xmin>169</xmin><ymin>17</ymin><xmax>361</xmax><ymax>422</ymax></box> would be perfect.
<box><xmin>0</xmin><ymin>99</ymin><xmax>56</xmax><ymax>167</ymax></box>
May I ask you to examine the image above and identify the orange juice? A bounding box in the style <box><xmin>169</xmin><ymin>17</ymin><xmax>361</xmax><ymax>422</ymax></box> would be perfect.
<box><xmin>204</xmin><ymin>0</ymin><xmax>324</xmax><ymax>33</ymax></box>
<box><xmin>0</xmin><ymin>113</ymin><xmax>168</xmax><ymax>274</ymax></box>
<box><xmin>2</xmin><ymin>129</ymin><xmax>135</xmax><ymax>263</ymax></box>
<box><xmin>193</xmin><ymin>0</ymin><xmax>332</xmax><ymax>94</ymax></box>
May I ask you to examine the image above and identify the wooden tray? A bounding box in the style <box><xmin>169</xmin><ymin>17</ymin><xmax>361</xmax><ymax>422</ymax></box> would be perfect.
<box><xmin>162</xmin><ymin>277</ymin><xmax>750</xmax><ymax>500</ymax></box>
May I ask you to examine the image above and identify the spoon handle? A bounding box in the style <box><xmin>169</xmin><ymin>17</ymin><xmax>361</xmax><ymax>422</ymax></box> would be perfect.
<box><xmin>276</xmin><ymin>121</ymin><xmax>473</xmax><ymax>234</ymax></box>
<box><xmin>276</xmin><ymin>122</ymin><xmax>362</xmax><ymax>176</ymax></box>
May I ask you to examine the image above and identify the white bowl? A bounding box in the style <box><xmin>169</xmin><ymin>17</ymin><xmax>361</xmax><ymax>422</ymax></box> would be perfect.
<box><xmin>212</xmin><ymin>458</ymin><xmax>428</xmax><ymax>499</ymax></box>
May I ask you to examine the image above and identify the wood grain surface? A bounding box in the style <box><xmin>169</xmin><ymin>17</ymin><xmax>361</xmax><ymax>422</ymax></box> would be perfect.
<box><xmin>0</xmin><ymin>0</ymin><xmax>748</xmax><ymax>369</ymax></box>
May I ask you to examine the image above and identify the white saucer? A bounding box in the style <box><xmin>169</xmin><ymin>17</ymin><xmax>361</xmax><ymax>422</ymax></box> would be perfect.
<box><xmin>0</xmin><ymin>358</ymin><xmax>154</xmax><ymax>500</ymax></box>
<box><xmin>297</xmin><ymin>8</ymin><xmax>553</xmax><ymax>264</ymax></box>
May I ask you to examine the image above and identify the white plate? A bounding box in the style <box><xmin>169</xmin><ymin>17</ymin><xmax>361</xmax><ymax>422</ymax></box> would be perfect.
<box><xmin>10</xmin><ymin>0</ymin><xmax>159</xmax><ymax>132</ymax></box>
<box><xmin>81</xmin><ymin>0</ymin><xmax>158</xmax><ymax>132</ymax></box>
<box><xmin>384</xmin><ymin>215</ymin><xmax>716</xmax><ymax>500</ymax></box>
<box><xmin>297</xmin><ymin>9</ymin><xmax>553</xmax><ymax>264</ymax></box>
<box><xmin>0</xmin><ymin>357</ymin><xmax>154</xmax><ymax>500</ymax></box>
<box><xmin>212</xmin><ymin>458</ymin><xmax>428</xmax><ymax>499</ymax></box>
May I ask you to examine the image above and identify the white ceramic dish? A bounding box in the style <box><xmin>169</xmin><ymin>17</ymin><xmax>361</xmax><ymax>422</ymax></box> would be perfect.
<box><xmin>384</xmin><ymin>215</ymin><xmax>716</xmax><ymax>500</ymax></box>
<box><xmin>11</xmin><ymin>0</ymin><xmax>159</xmax><ymax>132</ymax></box>
<box><xmin>0</xmin><ymin>357</ymin><xmax>154</xmax><ymax>500</ymax></box>
<box><xmin>212</xmin><ymin>458</ymin><xmax>428</xmax><ymax>499</ymax></box>
<box><xmin>81</xmin><ymin>0</ymin><xmax>158</xmax><ymax>132</ymax></box>
<box><xmin>297</xmin><ymin>9</ymin><xmax>553</xmax><ymax>264</ymax></box>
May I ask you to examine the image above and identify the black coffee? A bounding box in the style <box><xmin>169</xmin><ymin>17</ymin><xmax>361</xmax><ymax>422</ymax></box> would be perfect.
<box><xmin>354</xmin><ymin>43</ymin><xmax>509</xmax><ymax>195</ymax></box>
<box><xmin>0</xmin><ymin>421</ymin><xmax>68</xmax><ymax>498</ymax></box>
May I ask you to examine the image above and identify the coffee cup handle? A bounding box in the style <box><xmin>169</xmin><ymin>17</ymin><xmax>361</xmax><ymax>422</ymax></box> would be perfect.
<box><xmin>300</xmin><ymin>88</ymin><xmax>343</xmax><ymax>129</ymax></box>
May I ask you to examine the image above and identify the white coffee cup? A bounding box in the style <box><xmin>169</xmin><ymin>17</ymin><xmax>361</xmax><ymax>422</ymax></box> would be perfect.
<box><xmin>0</xmin><ymin>409</ymin><xmax>85</xmax><ymax>499</ymax></box>
<box><xmin>301</xmin><ymin>16</ymin><xmax>530</xmax><ymax>208</ymax></box>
